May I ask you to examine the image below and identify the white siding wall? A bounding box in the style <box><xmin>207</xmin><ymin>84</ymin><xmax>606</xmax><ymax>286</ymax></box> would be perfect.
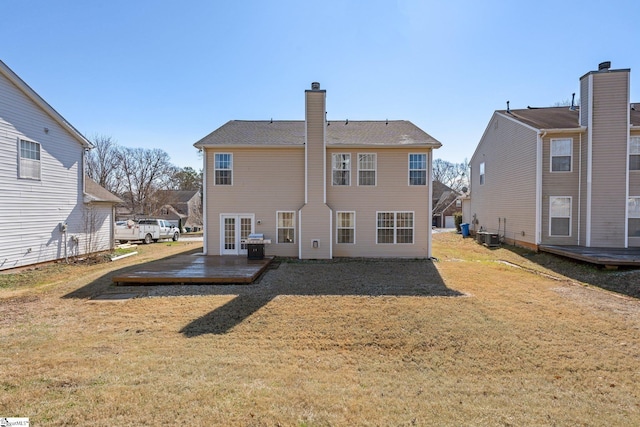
<box><xmin>0</xmin><ymin>71</ymin><xmax>110</xmax><ymax>270</ymax></box>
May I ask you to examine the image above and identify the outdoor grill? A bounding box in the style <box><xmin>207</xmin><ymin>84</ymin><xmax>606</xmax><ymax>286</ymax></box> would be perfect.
<box><xmin>244</xmin><ymin>233</ymin><xmax>271</xmax><ymax>260</ymax></box>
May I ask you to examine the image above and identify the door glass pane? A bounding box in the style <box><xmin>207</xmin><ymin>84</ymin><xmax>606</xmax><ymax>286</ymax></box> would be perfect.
<box><xmin>224</xmin><ymin>218</ymin><xmax>235</xmax><ymax>250</ymax></box>
<box><xmin>240</xmin><ymin>217</ymin><xmax>252</xmax><ymax>250</ymax></box>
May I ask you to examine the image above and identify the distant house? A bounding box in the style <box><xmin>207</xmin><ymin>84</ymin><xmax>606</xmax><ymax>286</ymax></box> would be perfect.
<box><xmin>194</xmin><ymin>82</ymin><xmax>442</xmax><ymax>259</ymax></box>
<box><xmin>469</xmin><ymin>62</ymin><xmax>640</xmax><ymax>250</ymax></box>
<box><xmin>432</xmin><ymin>181</ymin><xmax>461</xmax><ymax>228</ymax></box>
<box><xmin>151</xmin><ymin>189</ymin><xmax>202</xmax><ymax>231</ymax></box>
<box><xmin>0</xmin><ymin>60</ymin><xmax>121</xmax><ymax>270</ymax></box>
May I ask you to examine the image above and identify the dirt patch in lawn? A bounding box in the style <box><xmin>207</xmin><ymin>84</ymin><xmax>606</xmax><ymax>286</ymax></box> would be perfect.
<box><xmin>1</xmin><ymin>234</ymin><xmax>639</xmax><ymax>426</ymax></box>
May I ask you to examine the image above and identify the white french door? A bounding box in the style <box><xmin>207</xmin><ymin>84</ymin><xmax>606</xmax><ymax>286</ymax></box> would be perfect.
<box><xmin>220</xmin><ymin>214</ymin><xmax>254</xmax><ymax>255</ymax></box>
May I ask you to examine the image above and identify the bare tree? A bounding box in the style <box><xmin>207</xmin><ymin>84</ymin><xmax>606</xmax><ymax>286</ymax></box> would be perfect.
<box><xmin>432</xmin><ymin>158</ymin><xmax>469</xmax><ymax>193</ymax></box>
<box><xmin>85</xmin><ymin>134</ymin><xmax>122</xmax><ymax>195</ymax></box>
<box><xmin>118</xmin><ymin>147</ymin><xmax>177</xmax><ymax>216</ymax></box>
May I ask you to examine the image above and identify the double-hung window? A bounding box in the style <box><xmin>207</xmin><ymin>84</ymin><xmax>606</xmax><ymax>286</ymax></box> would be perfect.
<box><xmin>214</xmin><ymin>153</ymin><xmax>232</xmax><ymax>185</ymax></box>
<box><xmin>19</xmin><ymin>139</ymin><xmax>41</xmax><ymax>180</ymax></box>
<box><xmin>549</xmin><ymin>196</ymin><xmax>571</xmax><ymax>236</ymax></box>
<box><xmin>337</xmin><ymin>211</ymin><xmax>355</xmax><ymax>244</ymax></box>
<box><xmin>479</xmin><ymin>162</ymin><xmax>485</xmax><ymax>185</ymax></box>
<box><xmin>377</xmin><ymin>211</ymin><xmax>414</xmax><ymax>244</ymax></box>
<box><xmin>332</xmin><ymin>153</ymin><xmax>350</xmax><ymax>185</ymax></box>
<box><xmin>630</xmin><ymin>137</ymin><xmax>640</xmax><ymax>171</ymax></box>
<box><xmin>628</xmin><ymin>197</ymin><xmax>640</xmax><ymax>237</ymax></box>
<box><xmin>358</xmin><ymin>153</ymin><xmax>376</xmax><ymax>186</ymax></box>
<box><xmin>551</xmin><ymin>138</ymin><xmax>572</xmax><ymax>172</ymax></box>
<box><xmin>277</xmin><ymin>211</ymin><xmax>295</xmax><ymax>243</ymax></box>
<box><xmin>409</xmin><ymin>154</ymin><xmax>427</xmax><ymax>185</ymax></box>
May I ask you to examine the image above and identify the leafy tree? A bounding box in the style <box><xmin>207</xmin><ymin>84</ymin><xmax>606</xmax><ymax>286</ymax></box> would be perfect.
<box><xmin>171</xmin><ymin>166</ymin><xmax>202</xmax><ymax>191</ymax></box>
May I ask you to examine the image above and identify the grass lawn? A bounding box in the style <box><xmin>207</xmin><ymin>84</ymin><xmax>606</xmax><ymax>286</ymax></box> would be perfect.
<box><xmin>0</xmin><ymin>234</ymin><xmax>639</xmax><ymax>426</ymax></box>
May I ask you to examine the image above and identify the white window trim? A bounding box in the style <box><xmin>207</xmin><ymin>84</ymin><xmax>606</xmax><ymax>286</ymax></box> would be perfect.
<box><xmin>276</xmin><ymin>210</ymin><xmax>295</xmax><ymax>244</ymax></box>
<box><xmin>630</xmin><ymin>136</ymin><xmax>640</xmax><ymax>171</ymax></box>
<box><xmin>336</xmin><ymin>211</ymin><xmax>356</xmax><ymax>244</ymax></box>
<box><xmin>375</xmin><ymin>211</ymin><xmax>415</xmax><ymax>244</ymax></box>
<box><xmin>18</xmin><ymin>138</ymin><xmax>41</xmax><ymax>180</ymax></box>
<box><xmin>479</xmin><ymin>162</ymin><xmax>485</xmax><ymax>185</ymax></box>
<box><xmin>408</xmin><ymin>153</ymin><xmax>427</xmax><ymax>186</ymax></box>
<box><xmin>550</xmin><ymin>138</ymin><xmax>573</xmax><ymax>173</ymax></box>
<box><xmin>214</xmin><ymin>152</ymin><xmax>233</xmax><ymax>186</ymax></box>
<box><xmin>331</xmin><ymin>153</ymin><xmax>351</xmax><ymax>186</ymax></box>
<box><xmin>549</xmin><ymin>196</ymin><xmax>572</xmax><ymax>237</ymax></box>
<box><xmin>357</xmin><ymin>153</ymin><xmax>377</xmax><ymax>186</ymax></box>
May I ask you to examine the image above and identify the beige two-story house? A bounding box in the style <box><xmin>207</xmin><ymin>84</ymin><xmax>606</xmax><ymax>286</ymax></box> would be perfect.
<box><xmin>194</xmin><ymin>83</ymin><xmax>442</xmax><ymax>259</ymax></box>
<box><xmin>469</xmin><ymin>62</ymin><xmax>640</xmax><ymax>250</ymax></box>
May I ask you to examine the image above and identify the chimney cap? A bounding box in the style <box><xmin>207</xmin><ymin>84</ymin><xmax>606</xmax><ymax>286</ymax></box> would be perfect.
<box><xmin>598</xmin><ymin>61</ymin><xmax>611</xmax><ymax>71</ymax></box>
<box><xmin>311</xmin><ymin>82</ymin><xmax>320</xmax><ymax>90</ymax></box>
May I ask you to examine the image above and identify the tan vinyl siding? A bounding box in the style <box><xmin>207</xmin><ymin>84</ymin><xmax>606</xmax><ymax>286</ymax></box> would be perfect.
<box><xmin>579</xmin><ymin>133</ymin><xmax>589</xmax><ymax>245</ymax></box>
<box><xmin>204</xmin><ymin>147</ymin><xmax>305</xmax><ymax>256</ymax></box>
<box><xmin>541</xmin><ymin>132</ymin><xmax>582</xmax><ymax>245</ymax></box>
<box><xmin>589</xmin><ymin>71</ymin><xmax>629</xmax><ymax>247</ymax></box>
<box><xmin>327</xmin><ymin>147</ymin><xmax>432</xmax><ymax>258</ymax></box>
<box><xmin>469</xmin><ymin>114</ymin><xmax>538</xmax><ymax>245</ymax></box>
<box><xmin>580</xmin><ymin>76</ymin><xmax>590</xmax><ymax>127</ymax></box>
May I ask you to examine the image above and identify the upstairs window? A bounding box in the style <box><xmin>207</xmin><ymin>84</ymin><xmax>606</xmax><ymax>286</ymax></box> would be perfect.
<box><xmin>19</xmin><ymin>139</ymin><xmax>41</xmax><ymax>180</ymax></box>
<box><xmin>358</xmin><ymin>153</ymin><xmax>376</xmax><ymax>186</ymax></box>
<box><xmin>409</xmin><ymin>154</ymin><xmax>427</xmax><ymax>185</ymax></box>
<box><xmin>332</xmin><ymin>153</ymin><xmax>351</xmax><ymax>186</ymax></box>
<box><xmin>479</xmin><ymin>162</ymin><xmax>485</xmax><ymax>185</ymax></box>
<box><xmin>550</xmin><ymin>196</ymin><xmax>571</xmax><ymax>236</ymax></box>
<box><xmin>630</xmin><ymin>137</ymin><xmax>640</xmax><ymax>171</ymax></box>
<box><xmin>551</xmin><ymin>138</ymin><xmax>572</xmax><ymax>172</ymax></box>
<box><xmin>214</xmin><ymin>153</ymin><xmax>232</xmax><ymax>185</ymax></box>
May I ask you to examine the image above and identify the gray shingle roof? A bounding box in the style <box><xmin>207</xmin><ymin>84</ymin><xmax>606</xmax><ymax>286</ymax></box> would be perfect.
<box><xmin>498</xmin><ymin>104</ymin><xmax>640</xmax><ymax>130</ymax></box>
<box><xmin>194</xmin><ymin>120</ymin><xmax>442</xmax><ymax>148</ymax></box>
<box><xmin>84</xmin><ymin>176</ymin><xmax>123</xmax><ymax>203</ymax></box>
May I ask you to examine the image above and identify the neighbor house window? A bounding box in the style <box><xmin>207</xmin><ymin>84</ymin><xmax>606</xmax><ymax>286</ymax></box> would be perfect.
<box><xmin>332</xmin><ymin>153</ymin><xmax>350</xmax><ymax>185</ymax></box>
<box><xmin>214</xmin><ymin>153</ymin><xmax>232</xmax><ymax>185</ymax></box>
<box><xmin>479</xmin><ymin>162</ymin><xmax>485</xmax><ymax>185</ymax></box>
<box><xmin>551</xmin><ymin>138</ymin><xmax>572</xmax><ymax>172</ymax></box>
<box><xmin>19</xmin><ymin>139</ymin><xmax>41</xmax><ymax>180</ymax></box>
<box><xmin>377</xmin><ymin>211</ymin><xmax>414</xmax><ymax>244</ymax></box>
<box><xmin>628</xmin><ymin>197</ymin><xmax>640</xmax><ymax>237</ymax></box>
<box><xmin>409</xmin><ymin>154</ymin><xmax>427</xmax><ymax>185</ymax></box>
<box><xmin>549</xmin><ymin>196</ymin><xmax>571</xmax><ymax>236</ymax></box>
<box><xmin>358</xmin><ymin>153</ymin><xmax>376</xmax><ymax>186</ymax></box>
<box><xmin>277</xmin><ymin>211</ymin><xmax>295</xmax><ymax>243</ymax></box>
<box><xmin>630</xmin><ymin>137</ymin><xmax>640</xmax><ymax>171</ymax></box>
<box><xmin>337</xmin><ymin>211</ymin><xmax>355</xmax><ymax>244</ymax></box>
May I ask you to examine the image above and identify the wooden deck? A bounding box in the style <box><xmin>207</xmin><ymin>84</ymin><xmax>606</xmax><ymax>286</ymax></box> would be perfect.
<box><xmin>112</xmin><ymin>255</ymin><xmax>273</xmax><ymax>285</ymax></box>
<box><xmin>539</xmin><ymin>245</ymin><xmax>640</xmax><ymax>267</ymax></box>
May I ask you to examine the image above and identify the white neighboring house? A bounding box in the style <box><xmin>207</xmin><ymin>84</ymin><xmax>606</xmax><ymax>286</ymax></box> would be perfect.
<box><xmin>0</xmin><ymin>60</ymin><xmax>122</xmax><ymax>271</ymax></box>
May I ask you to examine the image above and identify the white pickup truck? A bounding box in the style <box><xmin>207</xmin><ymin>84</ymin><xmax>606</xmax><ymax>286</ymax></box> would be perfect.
<box><xmin>115</xmin><ymin>219</ymin><xmax>180</xmax><ymax>244</ymax></box>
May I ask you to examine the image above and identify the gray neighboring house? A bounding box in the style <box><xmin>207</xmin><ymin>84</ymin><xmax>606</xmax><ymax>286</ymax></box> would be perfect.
<box><xmin>151</xmin><ymin>189</ymin><xmax>202</xmax><ymax>231</ymax></box>
<box><xmin>469</xmin><ymin>62</ymin><xmax>640</xmax><ymax>250</ymax></box>
<box><xmin>0</xmin><ymin>59</ymin><xmax>121</xmax><ymax>270</ymax></box>
<box><xmin>195</xmin><ymin>82</ymin><xmax>442</xmax><ymax>259</ymax></box>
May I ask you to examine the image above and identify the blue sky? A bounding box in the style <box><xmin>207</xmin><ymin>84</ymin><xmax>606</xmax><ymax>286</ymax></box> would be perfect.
<box><xmin>3</xmin><ymin>0</ymin><xmax>639</xmax><ymax>171</ymax></box>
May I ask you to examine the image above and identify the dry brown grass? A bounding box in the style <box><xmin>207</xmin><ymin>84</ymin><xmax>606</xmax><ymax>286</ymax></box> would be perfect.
<box><xmin>1</xmin><ymin>234</ymin><xmax>639</xmax><ymax>426</ymax></box>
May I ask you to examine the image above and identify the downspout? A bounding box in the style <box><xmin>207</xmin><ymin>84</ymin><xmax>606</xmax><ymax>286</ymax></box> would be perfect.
<box><xmin>577</xmin><ymin>133</ymin><xmax>582</xmax><ymax>245</ymax></box>
<box><xmin>201</xmin><ymin>149</ymin><xmax>208</xmax><ymax>255</ymax></box>
<box><xmin>427</xmin><ymin>149</ymin><xmax>434</xmax><ymax>258</ymax></box>
<box><xmin>586</xmin><ymin>75</ymin><xmax>593</xmax><ymax>247</ymax></box>
<box><xmin>536</xmin><ymin>131</ymin><xmax>545</xmax><ymax>246</ymax></box>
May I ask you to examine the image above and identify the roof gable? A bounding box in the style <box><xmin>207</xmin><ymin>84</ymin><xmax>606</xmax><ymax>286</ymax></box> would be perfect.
<box><xmin>0</xmin><ymin>60</ymin><xmax>92</xmax><ymax>148</ymax></box>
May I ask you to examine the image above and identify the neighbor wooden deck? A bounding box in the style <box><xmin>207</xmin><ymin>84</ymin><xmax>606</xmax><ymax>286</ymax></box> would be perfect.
<box><xmin>112</xmin><ymin>255</ymin><xmax>273</xmax><ymax>285</ymax></box>
<box><xmin>539</xmin><ymin>245</ymin><xmax>640</xmax><ymax>267</ymax></box>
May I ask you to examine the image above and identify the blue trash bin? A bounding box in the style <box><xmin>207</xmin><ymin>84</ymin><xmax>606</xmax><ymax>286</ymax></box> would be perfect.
<box><xmin>460</xmin><ymin>223</ymin><xmax>470</xmax><ymax>237</ymax></box>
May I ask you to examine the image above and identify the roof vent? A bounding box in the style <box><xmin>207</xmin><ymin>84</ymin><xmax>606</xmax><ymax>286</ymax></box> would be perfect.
<box><xmin>311</xmin><ymin>82</ymin><xmax>320</xmax><ymax>90</ymax></box>
<box><xmin>598</xmin><ymin>61</ymin><xmax>611</xmax><ymax>71</ymax></box>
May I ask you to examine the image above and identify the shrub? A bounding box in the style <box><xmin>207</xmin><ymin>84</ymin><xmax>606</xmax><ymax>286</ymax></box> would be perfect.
<box><xmin>454</xmin><ymin>212</ymin><xmax>463</xmax><ymax>232</ymax></box>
